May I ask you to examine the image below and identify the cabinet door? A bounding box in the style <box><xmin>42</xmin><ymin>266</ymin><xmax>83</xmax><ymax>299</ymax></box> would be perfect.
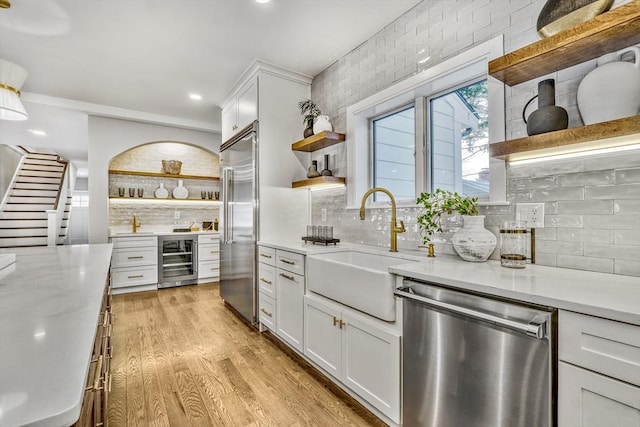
<box><xmin>236</xmin><ymin>77</ymin><xmax>258</xmax><ymax>132</ymax></box>
<box><xmin>276</xmin><ymin>269</ymin><xmax>304</xmax><ymax>352</ymax></box>
<box><xmin>559</xmin><ymin>362</ymin><xmax>640</xmax><ymax>427</ymax></box>
<box><xmin>304</xmin><ymin>296</ymin><xmax>342</xmax><ymax>378</ymax></box>
<box><xmin>341</xmin><ymin>312</ymin><xmax>400</xmax><ymax>423</ymax></box>
<box><xmin>221</xmin><ymin>99</ymin><xmax>237</xmax><ymax>142</ymax></box>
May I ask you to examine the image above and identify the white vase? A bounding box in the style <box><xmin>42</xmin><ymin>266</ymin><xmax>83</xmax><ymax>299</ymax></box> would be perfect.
<box><xmin>577</xmin><ymin>46</ymin><xmax>640</xmax><ymax>125</ymax></box>
<box><xmin>172</xmin><ymin>179</ymin><xmax>188</xmax><ymax>199</ymax></box>
<box><xmin>452</xmin><ymin>215</ymin><xmax>496</xmax><ymax>262</ymax></box>
<box><xmin>154</xmin><ymin>182</ymin><xmax>169</xmax><ymax>199</ymax></box>
<box><xmin>313</xmin><ymin>115</ymin><xmax>333</xmax><ymax>134</ymax></box>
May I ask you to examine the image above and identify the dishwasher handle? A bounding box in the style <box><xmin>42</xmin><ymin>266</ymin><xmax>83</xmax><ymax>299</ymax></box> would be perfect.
<box><xmin>394</xmin><ymin>286</ymin><xmax>548</xmax><ymax>340</ymax></box>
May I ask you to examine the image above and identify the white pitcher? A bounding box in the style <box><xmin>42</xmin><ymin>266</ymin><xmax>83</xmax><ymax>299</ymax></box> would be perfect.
<box><xmin>577</xmin><ymin>46</ymin><xmax>640</xmax><ymax>125</ymax></box>
<box><xmin>313</xmin><ymin>115</ymin><xmax>333</xmax><ymax>134</ymax></box>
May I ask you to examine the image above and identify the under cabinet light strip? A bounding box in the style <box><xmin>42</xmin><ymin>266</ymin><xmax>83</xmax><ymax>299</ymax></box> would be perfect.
<box><xmin>109</xmin><ymin>198</ymin><xmax>220</xmax><ymax>206</ymax></box>
<box><xmin>508</xmin><ymin>143</ymin><xmax>640</xmax><ymax>166</ymax></box>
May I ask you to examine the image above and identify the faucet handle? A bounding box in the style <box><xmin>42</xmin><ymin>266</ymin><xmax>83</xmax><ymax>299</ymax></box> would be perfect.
<box><xmin>395</xmin><ymin>220</ymin><xmax>406</xmax><ymax>233</ymax></box>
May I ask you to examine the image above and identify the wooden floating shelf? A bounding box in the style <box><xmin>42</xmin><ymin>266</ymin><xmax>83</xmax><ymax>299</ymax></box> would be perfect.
<box><xmin>109</xmin><ymin>169</ymin><xmax>219</xmax><ymax>181</ymax></box>
<box><xmin>489</xmin><ymin>2</ymin><xmax>640</xmax><ymax>86</ymax></box>
<box><xmin>292</xmin><ymin>176</ymin><xmax>346</xmax><ymax>189</ymax></box>
<box><xmin>291</xmin><ymin>131</ymin><xmax>346</xmax><ymax>152</ymax></box>
<box><xmin>489</xmin><ymin>115</ymin><xmax>640</xmax><ymax>161</ymax></box>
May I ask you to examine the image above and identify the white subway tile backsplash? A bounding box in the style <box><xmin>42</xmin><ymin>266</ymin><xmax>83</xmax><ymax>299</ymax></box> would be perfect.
<box><xmin>584</xmin><ymin>244</ymin><xmax>640</xmax><ymax>262</ymax></box>
<box><xmin>557</xmin><ymin>255</ymin><xmax>614</xmax><ymax>273</ymax></box>
<box><xmin>615</xmin><ymin>260</ymin><xmax>640</xmax><ymax>276</ymax></box>
<box><xmin>309</xmin><ymin>0</ymin><xmax>640</xmax><ymax>278</ymax></box>
<box><xmin>558</xmin><ymin>200</ymin><xmax>613</xmax><ymax>215</ymax></box>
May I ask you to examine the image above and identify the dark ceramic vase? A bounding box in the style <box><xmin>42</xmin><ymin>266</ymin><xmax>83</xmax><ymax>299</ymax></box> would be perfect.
<box><xmin>303</xmin><ymin>124</ymin><xmax>314</xmax><ymax>138</ymax></box>
<box><xmin>320</xmin><ymin>154</ymin><xmax>332</xmax><ymax>176</ymax></box>
<box><xmin>523</xmin><ymin>79</ymin><xmax>568</xmax><ymax>136</ymax></box>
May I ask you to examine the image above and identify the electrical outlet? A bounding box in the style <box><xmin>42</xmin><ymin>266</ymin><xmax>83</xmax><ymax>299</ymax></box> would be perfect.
<box><xmin>321</xmin><ymin>208</ymin><xmax>327</xmax><ymax>222</ymax></box>
<box><xmin>515</xmin><ymin>203</ymin><xmax>545</xmax><ymax>228</ymax></box>
<box><xmin>174</xmin><ymin>210</ymin><xmax>180</xmax><ymax>219</ymax></box>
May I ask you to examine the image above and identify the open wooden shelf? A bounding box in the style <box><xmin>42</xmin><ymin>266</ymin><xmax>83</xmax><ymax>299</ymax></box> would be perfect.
<box><xmin>489</xmin><ymin>115</ymin><xmax>640</xmax><ymax>161</ymax></box>
<box><xmin>291</xmin><ymin>131</ymin><xmax>346</xmax><ymax>152</ymax></box>
<box><xmin>109</xmin><ymin>169</ymin><xmax>219</xmax><ymax>181</ymax></box>
<box><xmin>292</xmin><ymin>176</ymin><xmax>346</xmax><ymax>189</ymax></box>
<box><xmin>489</xmin><ymin>2</ymin><xmax>640</xmax><ymax>86</ymax></box>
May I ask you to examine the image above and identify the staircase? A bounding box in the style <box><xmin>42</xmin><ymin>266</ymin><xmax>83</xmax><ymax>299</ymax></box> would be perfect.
<box><xmin>0</xmin><ymin>151</ymin><xmax>70</xmax><ymax>248</ymax></box>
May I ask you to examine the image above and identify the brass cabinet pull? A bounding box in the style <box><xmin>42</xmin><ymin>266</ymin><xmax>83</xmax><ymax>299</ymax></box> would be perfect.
<box><xmin>333</xmin><ymin>316</ymin><xmax>339</xmax><ymax>326</ymax></box>
<box><xmin>339</xmin><ymin>320</ymin><xmax>345</xmax><ymax>329</ymax></box>
<box><xmin>260</xmin><ymin>308</ymin><xmax>272</xmax><ymax>317</ymax></box>
<box><xmin>280</xmin><ymin>258</ymin><xmax>295</xmax><ymax>265</ymax></box>
<box><xmin>127</xmin><ymin>274</ymin><xmax>144</xmax><ymax>279</ymax></box>
<box><xmin>211</xmin><ymin>267</ymin><xmax>218</xmax><ymax>271</ymax></box>
<box><xmin>279</xmin><ymin>273</ymin><xmax>295</xmax><ymax>281</ymax></box>
<box><xmin>127</xmin><ymin>256</ymin><xmax>144</xmax><ymax>259</ymax></box>
<box><xmin>260</xmin><ymin>277</ymin><xmax>272</xmax><ymax>284</ymax></box>
<box><xmin>211</xmin><ymin>251</ymin><xmax>218</xmax><ymax>254</ymax></box>
<box><xmin>260</xmin><ymin>253</ymin><xmax>272</xmax><ymax>259</ymax></box>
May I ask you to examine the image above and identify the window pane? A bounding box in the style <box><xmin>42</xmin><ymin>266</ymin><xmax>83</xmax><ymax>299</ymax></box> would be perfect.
<box><xmin>430</xmin><ymin>80</ymin><xmax>489</xmax><ymax>200</ymax></box>
<box><xmin>372</xmin><ymin>106</ymin><xmax>415</xmax><ymax>202</ymax></box>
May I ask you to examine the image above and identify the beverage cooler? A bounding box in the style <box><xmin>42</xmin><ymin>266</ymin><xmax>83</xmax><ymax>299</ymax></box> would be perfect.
<box><xmin>158</xmin><ymin>234</ymin><xmax>198</xmax><ymax>288</ymax></box>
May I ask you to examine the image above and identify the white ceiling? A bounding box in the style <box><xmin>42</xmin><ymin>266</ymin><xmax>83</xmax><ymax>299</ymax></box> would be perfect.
<box><xmin>0</xmin><ymin>0</ymin><xmax>420</xmax><ymax>166</ymax></box>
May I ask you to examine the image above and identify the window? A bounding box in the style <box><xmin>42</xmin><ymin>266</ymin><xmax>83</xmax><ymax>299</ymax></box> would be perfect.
<box><xmin>348</xmin><ymin>36</ymin><xmax>505</xmax><ymax>208</ymax></box>
<box><xmin>371</xmin><ymin>106</ymin><xmax>415</xmax><ymax>202</ymax></box>
<box><xmin>429</xmin><ymin>79</ymin><xmax>489</xmax><ymax>199</ymax></box>
<box><xmin>71</xmin><ymin>192</ymin><xmax>90</xmax><ymax>207</ymax></box>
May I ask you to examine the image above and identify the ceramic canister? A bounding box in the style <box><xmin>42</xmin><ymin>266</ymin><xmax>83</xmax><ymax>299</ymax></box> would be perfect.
<box><xmin>577</xmin><ymin>46</ymin><xmax>640</xmax><ymax>125</ymax></box>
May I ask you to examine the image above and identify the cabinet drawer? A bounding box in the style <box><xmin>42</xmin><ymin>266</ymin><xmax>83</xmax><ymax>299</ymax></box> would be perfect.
<box><xmin>111</xmin><ymin>246</ymin><xmax>157</xmax><ymax>268</ymax></box>
<box><xmin>559</xmin><ymin>310</ymin><xmax>640</xmax><ymax>387</ymax></box>
<box><xmin>258</xmin><ymin>263</ymin><xmax>275</xmax><ymax>297</ymax></box>
<box><xmin>559</xmin><ymin>362</ymin><xmax>640</xmax><ymax>427</ymax></box>
<box><xmin>276</xmin><ymin>249</ymin><xmax>305</xmax><ymax>275</ymax></box>
<box><xmin>198</xmin><ymin>260</ymin><xmax>220</xmax><ymax>279</ymax></box>
<box><xmin>198</xmin><ymin>234</ymin><xmax>220</xmax><ymax>245</ymax></box>
<box><xmin>111</xmin><ymin>265</ymin><xmax>158</xmax><ymax>288</ymax></box>
<box><xmin>258</xmin><ymin>246</ymin><xmax>276</xmax><ymax>266</ymax></box>
<box><xmin>198</xmin><ymin>244</ymin><xmax>220</xmax><ymax>261</ymax></box>
<box><xmin>111</xmin><ymin>235</ymin><xmax>157</xmax><ymax>249</ymax></box>
<box><xmin>259</xmin><ymin>293</ymin><xmax>276</xmax><ymax>331</ymax></box>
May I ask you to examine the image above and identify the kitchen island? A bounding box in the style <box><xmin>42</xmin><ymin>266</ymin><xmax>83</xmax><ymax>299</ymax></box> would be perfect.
<box><xmin>0</xmin><ymin>244</ymin><xmax>113</xmax><ymax>427</ymax></box>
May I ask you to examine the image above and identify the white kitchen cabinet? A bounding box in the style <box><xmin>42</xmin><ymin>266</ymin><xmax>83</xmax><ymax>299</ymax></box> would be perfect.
<box><xmin>257</xmin><ymin>244</ymin><xmax>277</xmax><ymax>333</ymax></box>
<box><xmin>197</xmin><ymin>234</ymin><xmax>220</xmax><ymax>282</ymax></box>
<box><xmin>559</xmin><ymin>362</ymin><xmax>640</xmax><ymax>427</ymax></box>
<box><xmin>275</xmin><ymin>267</ymin><xmax>304</xmax><ymax>352</ymax></box>
<box><xmin>558</xmin><ymin>310</ymin><xmax>640</xmax><ymax>425</ymax></box>
<box><xmin>221</xmin><ymin>76</ymin><xmax>257</xmax><ymax>142</ymax></box>
<box><xmin>303</xmin><ymin>294</ymin><xmax>400</xmax><ymax>423</ymax></box>
<box><xmin>110</xmin><ymin>235</ymin><xmax>158</xmax><ymax>294</ymax></box>
<box><xmin>304</xmin><ymin>296</ymin><xmax>342</xmax><ymax>378</ymax></box>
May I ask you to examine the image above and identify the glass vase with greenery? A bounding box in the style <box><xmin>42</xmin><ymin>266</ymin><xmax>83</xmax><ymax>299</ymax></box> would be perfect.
<box><xmin>416</xmin><ymin>189</ymin><xmax>478</xmax><ymax>244</ymax></box>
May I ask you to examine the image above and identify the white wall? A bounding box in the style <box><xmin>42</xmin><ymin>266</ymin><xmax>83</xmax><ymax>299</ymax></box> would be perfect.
<box><xmin>88</xmin><ymin>116</ymin><xmax>220</xmax><ymax>243</ymax></box>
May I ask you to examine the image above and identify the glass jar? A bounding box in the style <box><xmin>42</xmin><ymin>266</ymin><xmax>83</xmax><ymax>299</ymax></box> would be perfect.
<box><xmin>500</xmin><ymin>221</ymin><xmax>528</xmax><ymax>268</ymax></box>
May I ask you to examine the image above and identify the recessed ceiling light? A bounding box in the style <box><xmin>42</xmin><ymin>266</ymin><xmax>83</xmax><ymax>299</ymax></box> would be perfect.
<box><xmin>255</xmin><ymin>0</ymin><xmax>270</xmax><ymax>3</ymax></box>
<box><xmin>27</xmin><ymin>129</ymin><xmax>47</xmax><ymax>136</ymax></box>
<box><xmin>189</xmin><ymin>93</ymin><xmax>202</xmax><ymax>101</ymax></box>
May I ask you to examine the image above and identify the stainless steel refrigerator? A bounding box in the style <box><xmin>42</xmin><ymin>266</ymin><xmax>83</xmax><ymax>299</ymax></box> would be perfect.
<box><xmin>220</xmin><ymin>121</ymin><xmax>258</xmax><ymax>325</ymax></box>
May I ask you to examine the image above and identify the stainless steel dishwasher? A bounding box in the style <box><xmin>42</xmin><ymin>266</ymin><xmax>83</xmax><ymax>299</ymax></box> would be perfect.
<box><xmin>395</xmin><ymin>279</ymin><xmax>556</xmax><ymax>427</ymax></box>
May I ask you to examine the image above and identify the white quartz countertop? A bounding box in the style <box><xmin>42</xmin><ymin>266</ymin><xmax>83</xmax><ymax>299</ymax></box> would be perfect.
<box><xmin>390</xmin><ymin>255</ymin><xmax>640</xmax><ymax>326</ymax></box>
<box><xmin>0</xmin><ymin>244</ymin><xmax>113</xmax><ymax>427</ymax></box>
<box><xmin>260</xmin><ymin>240</ymin><xmax>640</xmax><ymax>326</ymax></box>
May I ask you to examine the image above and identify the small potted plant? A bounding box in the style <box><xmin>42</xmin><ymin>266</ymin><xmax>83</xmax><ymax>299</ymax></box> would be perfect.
<box><xmin>416</xmin><ymin>189</ymin><xmax>495</xmax><ymax>261</ymax></box>
<box><xmin>298</xmin><ymin>99</ymin><xmax>321</xmax><ymax>138</ymax></box>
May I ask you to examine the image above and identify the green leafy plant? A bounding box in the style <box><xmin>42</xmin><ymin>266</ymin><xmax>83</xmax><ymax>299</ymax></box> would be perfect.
<box><xmin>298</xmin><ymin>99</ymin><xmax>321</xmax><ymax>129</ymax></box>
<box><xmin>416</xmin><ymin>189</ymin><xmax>478</xmax><ymax>243</ymax></box>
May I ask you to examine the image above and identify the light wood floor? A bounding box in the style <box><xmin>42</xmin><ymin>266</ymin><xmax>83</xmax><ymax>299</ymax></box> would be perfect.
<box><xmin>108</xmin><ymin>283</ymin><xmax>383</xmax><ymax>426</ymax></box>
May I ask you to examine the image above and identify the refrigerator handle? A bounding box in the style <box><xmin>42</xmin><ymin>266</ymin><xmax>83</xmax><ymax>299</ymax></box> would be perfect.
<box><xmin>222</xmin><ymin>167</ymin><xmax>233</xmax><ymax>244</ymax></box>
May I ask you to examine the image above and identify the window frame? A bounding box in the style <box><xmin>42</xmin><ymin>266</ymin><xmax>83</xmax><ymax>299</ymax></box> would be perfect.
<box><xmin>346</xmin><ymin>36</ymin><xmax>506</xmax><ymax>210</ymax></box>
